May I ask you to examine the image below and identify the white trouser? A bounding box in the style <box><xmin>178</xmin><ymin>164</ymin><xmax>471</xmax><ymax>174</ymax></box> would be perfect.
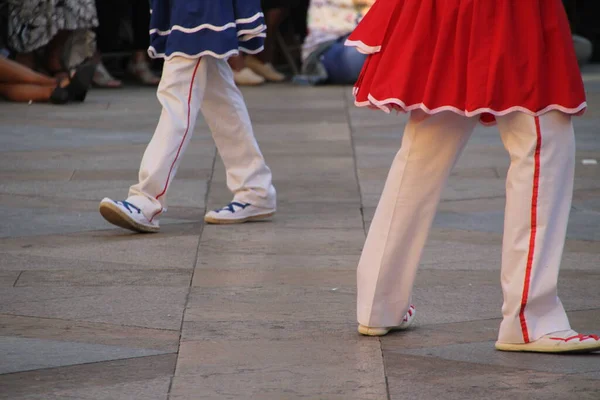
<box><xmin>358</xmin><ymin>110</ymin><xmax>575</xmax><ymax>344</ymax></box>
<box><xmin>129</xmin><ymin>56</ymin><xmax>276</xmax><ymax>221</ymax></box>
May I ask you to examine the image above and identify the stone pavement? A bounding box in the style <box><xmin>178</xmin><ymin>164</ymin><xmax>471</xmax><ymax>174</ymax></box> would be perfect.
<box><xmin>0</xmin><ymin>66</ymin><xmax>599</xmax><ymax>400</ymax></box>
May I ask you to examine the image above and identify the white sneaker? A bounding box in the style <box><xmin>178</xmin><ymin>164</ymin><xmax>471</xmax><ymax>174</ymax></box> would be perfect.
<box><xmin>246</xmin><ymin>56</ymin><xmax>286</xmax><ymax>82</ymax></box>
<box><xmin>233</xmin><ymin>67</ymin><xmax>265</xmax><ymax>86</ymax></box>
<box><xmin>495</xmin><ymin>330</ymin><xmax>600</xmax><ymax>353</ymax></box>
<box><xmin>204</xmin><ymin>202</ymin><xmax>275</xmax><ymax>224</ymax></box>
<box><xmin>99</xmin><ymin>198</ymin><xmax>160</xmax><ymax>233</ymax></box>
<box><xmin>358</xmin><ymin>305</ymin><xmax>416</xmax><ymax>336</ymax></box>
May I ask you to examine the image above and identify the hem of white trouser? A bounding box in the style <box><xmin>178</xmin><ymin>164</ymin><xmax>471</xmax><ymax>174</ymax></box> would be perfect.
<box><xmin>357</xmin><ymin>302</ymin><xmax>410</xmax><ymax>328</ymax></box>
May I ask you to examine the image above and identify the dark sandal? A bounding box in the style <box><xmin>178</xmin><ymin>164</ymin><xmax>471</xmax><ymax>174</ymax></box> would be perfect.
<box><xmin>65</xmin><ymin>59</ymin><xmax>97</xmax><ymax>102</ymax></box>
<box><xmin>49</xmin><ymin>78</ymin><xmax>69</xmax><ymax>105</ymax></box>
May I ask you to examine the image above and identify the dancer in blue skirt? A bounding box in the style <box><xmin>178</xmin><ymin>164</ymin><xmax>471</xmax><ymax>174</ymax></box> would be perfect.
<box><xmin>99</xmin><ymin>0</ymin><xmax>277</xmax><ymax>232</ymax></box>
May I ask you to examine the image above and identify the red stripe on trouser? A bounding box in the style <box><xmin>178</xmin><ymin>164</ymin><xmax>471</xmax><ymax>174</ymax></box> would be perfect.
<box><xmin>150</xmin><ymin>58</ymin><xmax>202</xmax><ymax>222</ymax></box>
<box><xmin>518</xmin><ymin>116</ymin><xmax>542</xmax><ymax>343</ymax></box>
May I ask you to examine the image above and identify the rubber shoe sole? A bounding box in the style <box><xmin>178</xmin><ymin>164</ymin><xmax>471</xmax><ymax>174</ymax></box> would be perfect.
<box><xmin>495</xmin><ymin>340</ymin><xmax>600</xmax><ymax>353</ymax></box>
<box><xmin>204</xmin><ymin>211</ymin><xmax>275</xmax><ymax>225</ymax></box>
<box><xmin>358</xmin><ymin>305</ymin><xmax>416</xmax><ymax>337</ymax></box>
<box><xmin>99</xmin><ymin>201</ymin><xmax>159</xmax><ymax>233</ymax></box>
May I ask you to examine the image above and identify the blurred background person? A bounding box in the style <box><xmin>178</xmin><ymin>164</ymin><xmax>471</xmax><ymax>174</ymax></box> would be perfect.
<box><xmin>230</xmin><ymin>0</ymin><xmax>291</xmax><ymax>86</ymax></box>
<box><xmin>297</xmin><ymin>0</ymin><xmax>373</xmax><ymax>85</ymax></box>
<box><xmin>7</xmin><ymin>0</ymin><xmax>98</xmax><ymax>78</ymax></box>
<box><xmin>0</xmin><ymin>56</ymin><xmax>94</xmax><ymax>104</ymax></box>
<box><xmin>4</xmin><ymin>0</ymin><xmax>97</xmax><ymax>100</ymax></box>
<box><xmin>93</xmin><ymin>0</ymin><xmax>160</xmax><ymax>88</ymax></box>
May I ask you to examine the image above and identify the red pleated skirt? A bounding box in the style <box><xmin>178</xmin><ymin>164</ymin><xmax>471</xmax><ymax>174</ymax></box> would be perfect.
<box><xmin>346</xmin><ymin>0</ymin><xmax>586</xmax><ymax>125</ymax></box>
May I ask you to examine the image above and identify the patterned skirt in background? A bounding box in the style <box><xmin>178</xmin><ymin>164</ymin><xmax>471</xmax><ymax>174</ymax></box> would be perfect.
<box><xmin>8</xmin><ymin>0</ymin><xmax>98</xmax><ymax>53</ymax></box>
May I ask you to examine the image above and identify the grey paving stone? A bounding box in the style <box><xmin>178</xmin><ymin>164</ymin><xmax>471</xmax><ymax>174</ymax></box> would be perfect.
<box><xmin>191</xmin><ymin>267</ymin><xmax>354</xmax><ymax>288</ymax></box>
<box><xmin>0</xmin><ymin>169</ymin><xmax>74</xmax><ymax>183</ymax></box>
<box><xmin>185</xmin><ymin>286</ymin><xmax>354</xmax><ymax>323</ymax></box>
<box><xmin>213</xmin><ymin>155</ymin><xmax>357</xmax><ymax>183</ymax></box>
<box><xmin>170</xmin><ymin>339</ymin><xmax>386</xmax><ymax>400</ymax></box>
<box><xmin>182</xmin><ymin>320</ymin><xmax>359</xmax><ymax>342</ymax></box>
<box><xmin>0</xmin><ymin>287</ymin><xmax>188</xmax><ymax>330</ymax></box>
<box><xmin>254</xmin><ymin>138</ymin><xmax>353</xmax><ymax>157</ymax></box>
<box><xmin>0</xmin><ymin>252</ymin><xmax>192</xmax><ymax>272</ymax></box>
<box><xmin>3</xmin><ymin>233</ymin><xmax>200</xmax><ymax>268</ymax></box>
<box><xmin>197</xmin><ymin>226</ymin><xmax>364</xmax><ymax>256</ymax></box>
<box><xmin>8</xmin><ymin>377</ymin><xmax>171</xmax><ymax>400</ymax></box>
<box><xmin>0</xmin><ymin>125</ymin><xmax>153</xmax><ymax>152</ymax></box>
<box><xmin>399</xmin><ymin>341</ymin><xmax>600</xmax><ymax>374</ymax></box>
<box><xmin>194</xmin><ymin>253</ymin><xmax>359</xmax><ymax>271</ymax></box>
<box><xmin>419</xmin><ymin>239</ymin><xmax>502</xmax><ymax>269</ymax></box>
<box><xmin>0</xmin><ymin>179</ymin><xmax>135</xmax><ymax>200</ymax></box>
<box><xmin>15</xmin><ymin>269</ymin><xmax>192</xmax><ymax>287</ymax></box>
<box><xmin>0</xmin><ymin>207</ymin><xmax>113</xmax><ymax>238</ymax></box>
<box><xmin>0</xmin><ymin>354</ymin><xmax>176</xmax><ymax>400</ymax></box>
<box><xmin>251</xmin><ymin>121</ymin><xmax>351</xmax><ymax>141</ymax></box>
<box><xmin>0</xmin><ymin>193</ymin><xmax>100</xmax><ymax>214</ymax></box>
<box><xmin>248</xmin><ymin>107</ymin><xmax>349</xmax><ymax>125</ymax></box>
<box><xmin>384</xmin><ymin>353</ymin><xmax>600</xmax><ymax>400</ymax></box>
<box><xmin>0</xmin><ymin>314</ymin><xmax>179</xmax><ymax>351</ymax></box>
<box><xmin>0</xmin><ymin>271</ymin><xmax>19</xmax><ymax>287</ymax></box>
<box><xmin>209</xmin><ymin>177</ymin><xmax>361</xmax><ymax>205</ymax></box>
<box><xmin>205</xmin><ymin>201</ymin><xmax>364</xmax><ymax>230</ymax></box>
<box><xmin>0</xmin><ymin>179</ymin><xmax>208</xmax><ymax>210</ymax></box>
<box><xmin>0</xmin><ymin>336</ymin><xmax>169</xmax><ymax>374</ymax></box>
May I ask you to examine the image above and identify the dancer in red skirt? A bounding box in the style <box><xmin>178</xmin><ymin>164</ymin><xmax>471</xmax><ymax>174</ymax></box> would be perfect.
<box><xmin>347</xmin><ymin>0</ymin><xmax>600</xmax><ymax>353</ymax></box>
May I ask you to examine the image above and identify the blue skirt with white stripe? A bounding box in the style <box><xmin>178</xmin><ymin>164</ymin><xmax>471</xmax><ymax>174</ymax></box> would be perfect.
<box><xmin>148</xmin><ymin>0</ymin><xmax>266</xmax><ymax>60</ymax></box>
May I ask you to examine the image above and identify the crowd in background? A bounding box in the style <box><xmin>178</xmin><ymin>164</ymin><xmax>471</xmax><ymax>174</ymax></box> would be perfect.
<box><xmin>0</xmin><ymin>0</ymin><xmax>597</xmax><ymax>105</ymax></box>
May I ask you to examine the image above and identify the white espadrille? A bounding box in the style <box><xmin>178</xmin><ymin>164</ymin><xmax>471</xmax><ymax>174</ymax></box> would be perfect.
<box><xmin>358</xmin><ymin>305</ymin><xmax>416</xmax><ymax>336</ymax></box>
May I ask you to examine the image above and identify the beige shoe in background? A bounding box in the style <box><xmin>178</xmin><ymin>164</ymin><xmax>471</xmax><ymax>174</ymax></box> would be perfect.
<box><xmin>233</xmin><ymin>67</ymin><xmax>265</xmax><ymax>86</ymax></box>
<box><xmin>246</xmin><ymin>55</ymin><xmax>286</xmax><ymax>82</ymax></box>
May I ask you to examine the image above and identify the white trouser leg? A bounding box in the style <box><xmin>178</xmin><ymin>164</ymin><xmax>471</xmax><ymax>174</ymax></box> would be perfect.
<box><xmin>358</xmin><ymin>111</ymin><xmax>477</xmax><ymax>327</ymax></box>
<box><xmin>128</xmin><ymin>57</ymin><xmax>207</xmax><ymax>220</ymax></box>
<box><xmin>497</xmin><ymin>111</ymin><xmax>574</xmax><ymax>344</ymax></box>
<box><xmin>200</xmin><ymin>58</ymin><xmax>276</xmax><ymax>209</ymax></box>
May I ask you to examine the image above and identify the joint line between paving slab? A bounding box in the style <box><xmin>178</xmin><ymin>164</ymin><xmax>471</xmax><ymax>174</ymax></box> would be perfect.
<box><xmin>12</xmin><ymin>271</ymin><xmax>23</xmax><ymax>287</ymax></box>
<box><xmin>381</xmin><ymin>339</ymin><xmax>392</xmax><ymax>400</ymax></box>
<box><xmin>166</xmin><ymin>141</ymin><xmax>216</xmax><ymax>398</ymax></box>
<box><xmin>343</xmin><ymin>89</ymin><xmax>368</xmax><ymax>235</ymax></box>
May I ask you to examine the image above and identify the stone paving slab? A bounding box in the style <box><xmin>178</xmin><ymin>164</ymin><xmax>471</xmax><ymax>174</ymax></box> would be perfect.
<box><xmin>0</xmin><ymin>271</ymin><xmax>19</xmax><ymax>287</ymax></box>
<box><xmin>1</xmin><ymin>233</ymin><xmax>200</xmax><ymax>267</ymax></box>
<box><xmin>0</xmin><ymin>336</ymin><xmax>169</xmax><ymax>374</ymax></box>
<box><xmin>170</xmin><ymin>339</ymin><xmax>387</xmax><ymax>400</ymax></box>
<box><xmin>196</xmin><ymin>226</ymin><xmax>365</xmax><ymax>256</ymax></box>
<box><xmin>0</xmin><ymin>287</ymin><xmax>189</xmax><ymax>330</ymax></box>
<box><xmin>384</xmin><ymin>353</ymin><xmax>600</xmax><ymax>400</ymax></box>
<box><xmin>195</xmin><ymin>253</ymin><xmax>359</xmax><ymax>271</ymax></box>
<box><xmin>0</xmin><ymin>314</ymin><xmax>179</xmax><ymax>351</ymax></box>
<box><xmin>0</xmin><ymin>354</ymin><xmax>176</xmax><ymax>400</ymax></box>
